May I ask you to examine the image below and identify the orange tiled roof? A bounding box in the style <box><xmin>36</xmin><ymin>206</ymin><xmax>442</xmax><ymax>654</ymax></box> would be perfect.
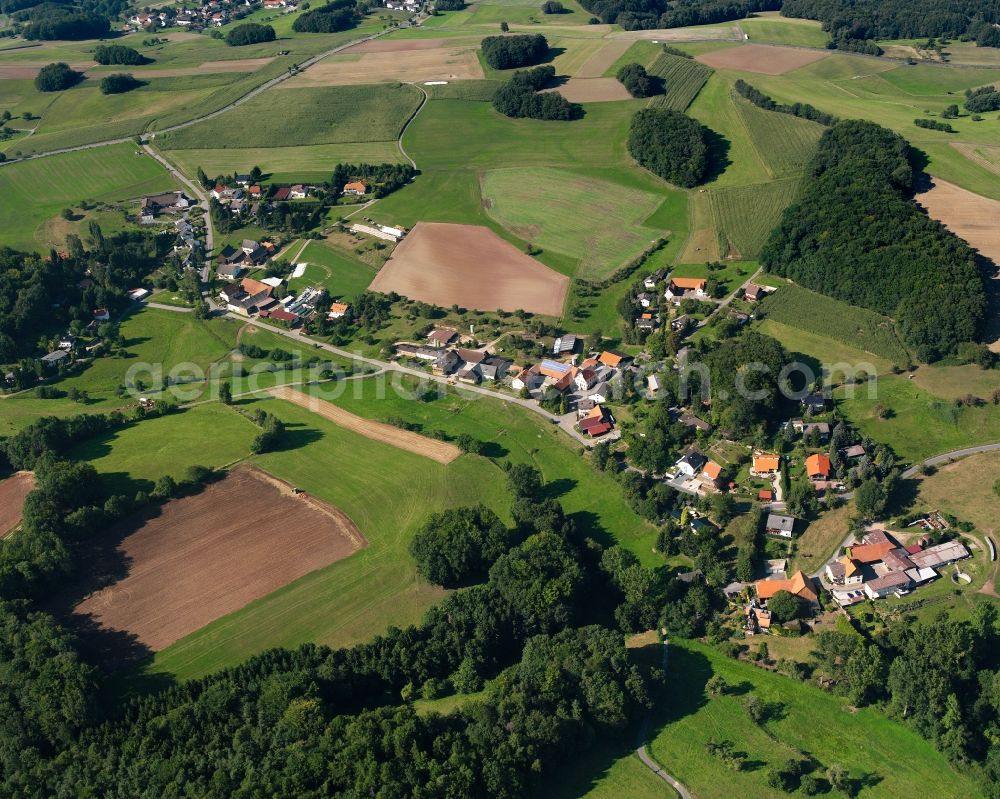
<box><xmin>598</xmin><ymin>351</ymin><xmax>623</xmax><ymax>367</ymax></box>
<box><xmin>753</xmin><ymin>453</ymin><xmax>780</xmax><ymax>472</ymax></box>
<box><xmin>754</xmin><ymin>570</ymin><xmax>817</xmax><ymax>603</ymax></box>
<box><xmin>703</xmin><ymin>460</ymin><xmax>722</xmax><ymax>480</ymax></box>
<box><xmin>805</xmin><ymin>453</ymin><xmax>831</xmax><ymax>478</ymax></box>
<box><xmin>670</xmin><ymin>277</ymin><xmax>706</xmax><ymax>290</ymax></box>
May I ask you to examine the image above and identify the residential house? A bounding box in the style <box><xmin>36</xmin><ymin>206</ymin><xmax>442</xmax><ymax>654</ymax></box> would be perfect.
<box><xmin>579</xmin><ymin>405</ymin><xmax>614</xmax><ymax>438</ymax></box>
<box><xmin>753</xmin><ymin>570</ymin><xmax>818</xmax><ymax>604</ymax></box>
<box><xmin>427</xmin><ymin>328</ymin><xmax>457</xmax><ymax>348</ymax></box>
<box><xmin>92</xmin><ymin>308</ymin><xmax>110</xmax><ymax>322</ymax></box>
<box><xmin>289</xmin><ymin>185</ymin><xmax>308</xmax><ymax>199</ymax></box>
<box><xmin>512</xmin><ymin>364</ymin><xmax>542</xmax><ymax>391</ymax></box>
<box><xmin>765</xmin><ymin>513</ymin><xmax>796</xmax><ymax>538</ymax></box>
<box><xmin>217</xmin><ymin>261</ymin><xmax>244</xmax><ymax>281</ymax></box>
<box><xmin>801</xmin><ymin>393</ymin><xmax>827</xmax><ymax>413</ymax></box>
<box><xmin>40</xmin><ymin>349</ymin><xmax>69</xmax><ymax>368</ymax></box>
<box><xmin>242</xmin><ymin>239</ymin><xmax>261</xmax><ymax>255</ymax></box>
<box><xmin>273</xmin><ymin>187</ymin><xmax>291</xmax><ymax>201</ymax></box>
<box><xmin>744</xmin><ymin>283</ymin><xmax>770</xmax><ymax>302</ymax></box>
<box><xmin>792</xmin><ymin>419</ymin><xmax>830</xmax><ymax>440</ymax></box>
<box><xmin>842</xmin><ymin>444</ymin><xmax>866</xmax><ymax>459</ymax></box>
<box><xmin>664</xmin><ymin>277</ymin><xmax>706</xmax><ymax>303</ymax></box>
<box><xmin>702</xmin><ymin>459</ymin><xmax>724</xmax><ymax>488</ymax></box>
<box><xmin>574</xmin><ymin>367</ymin><xmax>598</xmax><ymax>392</ymax></box>
<box><xmin>636</xmin><ymin>292</ymin><xmax>655</xmax><ymax>308</ymax></box>
<box><xmin>432</xmin><ymin>349</ymin><xmax>460</xmax><ymax>376</ymax></box>
<box><xmin>327</xmin><ymin>302</ymin><xmax>350</xmax><ymax>320</ymax></box>
<box><xmin>343</xmin><ymin>181</ymin><xmax>368</xmax><ymax>195</ymax></box>
<box><xmin>636</xmin><ymin>316</ymin><xmax>657</xmax><ymax>332</ymax></box>
<box><xmin>758</xmin><ymin>489</ymin><xmax>773</xmax><ymax>502</ymax></box>
<box><xmin>825</xmin><ymin>556</ymin><xmax>862</xmax><ymax>585</ymax></box>
<box><xmin>647</xmin><ymin>374</ymin><xmax>660</xmax><ymax>393</ymax></box>
<box><xmin>805</xmin><ymin>453</ymin><xmax>832</xmax><ymax>480</ymax></box>
<box><xmin>678</xmin><ymin>412</ymin><xmax>711</xmax><ymax>433</ymax></box>
<box><xmin>456</xmin><ymin>366</ymin><xmax>480</xmax><ymax>384</ymax></box>
<box><xmin>671</xmin><ymin>314</ymin><xmax>692</xmax><ymax>332</ymax></box>
<box><xmin>751</xmin><ymin>452</ymin><xmax>780</xmax><ymax>476</ymax></box>
<box><xmin>676</xmin><ymin>451</ymin><xmax>707</xmax><ymax>478</ymax></box>
<box><xmin>643</xmin><ymin>271</ymin><xmax>663</xmax><ymax>291</ymax></box>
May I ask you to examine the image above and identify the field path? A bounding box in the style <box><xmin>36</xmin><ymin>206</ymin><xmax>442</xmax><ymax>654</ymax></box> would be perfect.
<box><xmin>269</xmin><ymin>385</ymin><xmax>462</xmax><ymax>464</ymax></box>
<box><xmin>398</xmin><ymin>83</ymin><xmax>429</xmax><ymax>169</ymax></box>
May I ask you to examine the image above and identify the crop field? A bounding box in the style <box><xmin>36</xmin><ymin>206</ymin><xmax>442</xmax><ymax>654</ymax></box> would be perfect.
<box><xmin>756</xmin><ymin>283</ymin><xmax>913</xmax><ymax>367</ymax></box>
<box><xmin>159</xmin><ymin>84</ymin><xmax>422</xmax><ymax>149</ymax></box>
<box><xmin>647</xmin><ymin>640</ymin><xmax>982</xmax><ymax>799</ymax></box>
<box><xmin>288</xmin><ymin>240</ymin><xmax>377</xmax><ymax>301</ymax></box>
<box><xmin>679</xmin><ymin>190</ymin><xmax>720</xmax><ymax>263</ymax></box>
<box><xmin>481</xmin><ymin>167</ymin><xmax>668</xmax><ymax>280</ymax></box>
<box><xmin>950</xmin><ymin>142</ymin><xmax>1000</xmax><ymax>178</ymax></box>
<box><xmin>646</xmin><ymin>51</ymin><xmax>713</xmax><ymax>111</ymax></box>
<box><xmin>270</xmin><ymin>386</ymin><xmax>462</xmax><ymax>464</ymax></box>
<box><xmin>708</xmin><ymin>177</ymin><xmax>801</xmax><ymax>258</ymax></box>
<box><xmin>370</xmin><ymin>221</ymin><xmax>570</xmax><ymax>316</ymax></box>
<box><xmin>696</xmin><ymin>43</ymin><xmax>829</xmax><ymax>75</ymax></box>
<box><xmin>547</xmin><ymin>77</ymin><xmax>632</xmax><ymax>102</ymax></box>
<box><xmin>165</xmin><ymin>142</ymin><xmax>403</xmax><ymax>185</ymax></box>
<box><xmin>601</xmin><ymin>40</ymin><xmax>662</xmax><ymax>76</ymax></box>
<box><xmin>916</xmin><ymin>178</ymin><xmax>1000</xmax><ymax>263</ymax></box>
<box><xmin>72</xmin><ymin>464</ymin><xmax>364</xmax><ymax>652</ymax></box>
<box><xmin>286</xmin><ymin>45</ymin><xmax>484</xmax><ymax>86</ymax></box>
<box><xmin>575</xmin><ymin>39</ymin><xmax>635</xmax><ymax>78</ymax></box>
<box><xmin>0</xmin><ymin>143</ymin><xmax>177</xmax><ymax>251</ymax></box>
<box><xmin>0</xmin><ymin>471</ymin><xmax>34</xmax><ymax>538</ymax></box>
<box><xmin>739</xmin><ymin>12</ymin><xmax>829</xmax><ymax>48</ymax></box>
<box><xmin>732</xmin><ymin>93</ymin><xmax>823</xmax><ymax>178</ymax></box>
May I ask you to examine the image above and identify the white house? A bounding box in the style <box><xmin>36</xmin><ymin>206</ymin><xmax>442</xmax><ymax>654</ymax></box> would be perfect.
<box><xmin>676</xmin><ymin>451</ymin><xmax>707</xmax><ymax>478</ymax></box>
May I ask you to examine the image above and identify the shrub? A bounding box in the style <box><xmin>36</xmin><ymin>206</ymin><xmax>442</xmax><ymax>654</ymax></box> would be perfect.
<box><xmin>616</xmin><ymin>62</ymin><xmax>660</xmax><ymax>97</ymax></box>
<box><xmin>481</xmin><ymin>33</ymin><xmax>548</xmax><ymax>69</ymax></box>
<box><xmin>627</xmin><ymin>107</ymin><xmax>709</xmax><ymax>187</ymax></box>
<box><xmin>34</xmin><ymin>62</ymin><xmax>82</xmax><ymax>92</ymax></box>
<box><xmin>99</xmin><ymin>74</ymin><xmax>143</xmax><ymax>95</ymax></box>
<box><xmin>541</xmin><ymin>0</ymin><xmax>565</xmax><ymax>12</ymax></box>
<box><xmin>226</xmin><ymin>22</ymin><xmax>276</xmax><ymax>46</ymax></box>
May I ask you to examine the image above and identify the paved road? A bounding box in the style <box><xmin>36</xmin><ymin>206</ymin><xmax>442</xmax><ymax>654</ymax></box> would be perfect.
<box><xmin>900</xmin><ymin>442</ymin><xmax>1000</xmax><ymax>478</ymax></box>
<box><xmin>635</xmin><ymin>640</ymin><xmax>693</xmax><ymax>799</ymax></box>
<box><xmin>231</xmin><ymin>314</ymin><xmax>597</xmax><ymax>446</ymax></box>
<box><xmin>142</xmin><ymin>144</ymin><xmax>215</xmax><ymax>263</ymax></box>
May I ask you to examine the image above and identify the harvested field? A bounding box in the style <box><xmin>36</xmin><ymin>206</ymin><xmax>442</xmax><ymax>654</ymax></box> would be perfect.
<box><xmin>574</xmin><ymin>39</ymin><xmax>633</xmax><ymax>77</ymax></box>
<box><xmin>269</xmin><ymin>385</ymin><xmax>462</xmax><ymax>464</ymax></box>
<box><xmin>122</xmin><ymin>57</ymin><xmax>274</xmax><ymax>78</ymax></box>
<box><xmin>282</xmin><ymin>46</ymin><xmax>483</xmax><ymax>87</ymax></box>
<box><xmin>342</xmin><ymin>37</ymin><xmax>461</xmax><ymax>53</ymax></box>
<box><xmin>951</xmin><ymin>142</ymin><xmax>1000</xmax><ymax>178</ymax></box>
<box><xmin>545</xmin><ymin>76</ymin><xmax>632</xmax><ymax>102</ymax></box>
<box><xmin>0</xmin><ymin>62</ymin><xmax>92</xmax><ymax>79</ymax></box>
<box><xmin>0</xmin><ymin>471</ymin><xmax>34</xmax><ymax>538</ymax></box>
<box><xmin>73</xmin><ymin>464</ymin><xmax>364</xmax><ymax>651</ymax></box>
<box><xmin>614</xmin><ymin>26</ymin><xmax>741</xmax><ymax>42</ymax></box>
<box><xmin>917</xmin><ymin>178</ymin><xmax>1000</xmax><ymax>263</ymax></box>
<box><xmin>369</xmin><ymin>222</ymin><xmax>570</xmax><ymax>317</ymax></box>
<box><xmin>695</xmin><ymin>43</ymin><xmax>828</xmax><ymax>75</ymax></box>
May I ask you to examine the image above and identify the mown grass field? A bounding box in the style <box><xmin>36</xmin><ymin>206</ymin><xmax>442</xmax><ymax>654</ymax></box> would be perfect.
<box><xmin>739</xmin><ymin>12</ymin><xmax>830</xmax><ymax>48</ymax></box>
<box><xmin>647</xmin><ymin>640</ymin><xmax>983</xmax><ymax>799</ymax></box>
<box><xmin>481</xmin><ymin>166</ymin><xmax>669</xmax><ymax>280</ymax></box>
<box><xmin>731</xmin><ymin>93</ymin><xmax>823</xmax><ymax>178</ymax></box>
<box><xmin>288</xmin><ymin>240</ymin><xmax>377</xmax><ymax>301</ymax></box>
<box><xmin>708</xmin><ymin>177</ymin><xmax>801</xmax><ymax>258</ymax></box>
<box><xmin>0</xmin><ymin>143</ymin><xmax>177</xmax><ymax>251</ymax></box>
<box><xmin>756</xmin><ymin>283</ymin><xmax>913</xmax><ymax>367</ymax></box>
<box><xmin>120</xmin><ymin>375</ymin><xmax>660</xmax><ymax>682</ymax></box>
<box><xmin>646</xmin><ymin>50</ymin><xmax>714</xmax><ymax>111</ymax></box>
<box><xmin>909</xmin><ymin>452</ymin><xmax>1000</xmax><ymax>537</ymax></box>
<box><xmin>158</xmin><ymin>83</ymin><xmax>422</xmax><ymax>149</ymax></box>
<box><xmin>165</xmin><ymin>142</ymin><xmax>403</xmax><ymax>185</ymax></box>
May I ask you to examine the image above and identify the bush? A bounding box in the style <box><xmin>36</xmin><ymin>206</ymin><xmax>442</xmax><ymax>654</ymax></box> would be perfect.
<box><xmin>481</xmin><ymin>33</ymin><xmax>549</xmax><ymax>69</ymax></box>
<box><xmin>226</xmin><ymin>23</ymin><xmax>276</xmax><ymax>46</ymax></box>
<box><xmin>627</xmin><ymin>107</ymin><xmax>709</xmax><ymax>187</ymax></box>
<box><xmin>616</xmin><ymin>62</ymin><xmax>660</xmax><ymax>97</ymax></box>
<box><xmin>93</xmin><ymin>44</ymin><xmax>147</xmax><ymax>66</ymax></box>
<box><xmin>766</xmin><ymin>589</ymin><xmax>802</xmax><ymax>623</ymax></box>
<box><xmin>914</xmin><ymin>117</ymin><xmax>955</xmax><ymax>132</ymax></box>
<box><xmin>99</xmin><ymin>74</ymin><xmax>143</xmax><ymax>95</ymax></box>
<box><xmin>34</xmin><ymin>62</ymin><xmax>82</xmax><ymax>92</ymax></box>
<box><xmin>541</xmin><ymin>0</ymin><xmax>565</xmax><ymax>12</ymax></box>
<box><xmin>293</xmin><ymin>0</ymin><xmax>359</xmax><ymax>32</ymax></box>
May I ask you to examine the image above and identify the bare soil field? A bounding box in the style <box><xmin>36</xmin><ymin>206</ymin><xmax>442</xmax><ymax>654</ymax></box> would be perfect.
<box><xmin>545</xmin><ymin>77</ymin><xmax>632</xmax><ymax>102</ymax></box>
<box><xmin>695</xmin><ymin>43</ymin><xmax>828</xmax><ymax>74</ymax></box>
<box><xmin>126</xmin><ymin>57</ymin><xmax>275</xmax><ymax>77</ymax></box>
<box><xmin>342</xmin><ymin>37</ymin><xmax>465</xmax><ymax>53</ymax></box>
<box><xmin>0</xmin><ymin>471</ymin><xmax>34</xmax><ymax>538</ymax></box>
<box><xmin>270</xmin><ymin>385</ymin><xmax>462</xmax><ymax>464</ymax></box>
<box><xmin>282</xmin><ymin>47</ymin><xmax>483</xmax><ymax>87</ymax></box>
<box><xmin>574</xmin><ymin>39</ymin><xmax>633</xmax><ymax>77</ymax></box>
<box><xmin>369</xmin><ymin>222</ymin><xmax>570</xmax><ymax>317</ymax></box>
<box><xmin>917</xmin><ymin>178</ymin><xmax>1000</xmax><ymax>263</ymax></box>
<box><xmin>613</xmin><ymin>25</ymin><xmax>741</xmax><ymax>42</ymax></box>
<box><xmin>73</xmin><ymin>464</ymin><xmax>364</xmax><ymax>651</ymax></box>
<box><xmin>0</xmin><ymin>62</ymin><xmax>93</xmax><ymax>78</ymax></box>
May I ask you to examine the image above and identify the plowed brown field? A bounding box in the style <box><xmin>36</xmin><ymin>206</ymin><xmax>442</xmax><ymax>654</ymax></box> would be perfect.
<box><xmin>0</xmin><ymin>471</ymin><xmax>34</xmax><ymax>538</ymax></box>
<box><xmin>73</xmin><ymin>465</ymin><xmax>364</xmax><ymax>651</ymax></box>
<box><xmin>270</xmin><ymin>385</ymin><xmax>462</xmax><ymax>464</ymax></box>
<box><xmin>696</xmin><ymin>43</ymin><xmax>828</xmax><ymax>74</ymax></box>
<box><xmin>369</xmin><ymin>222</ymin><xmax>569</xmax><ymax>317</ymax></box>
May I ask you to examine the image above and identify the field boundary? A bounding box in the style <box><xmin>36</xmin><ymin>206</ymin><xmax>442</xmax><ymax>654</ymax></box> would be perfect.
<box><xmin>269</xmin><ymin>385</ymin><xmax>462</xmax><ymax>464</ymax></box>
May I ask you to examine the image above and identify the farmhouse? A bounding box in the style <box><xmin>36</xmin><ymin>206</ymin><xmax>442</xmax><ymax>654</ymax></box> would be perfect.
<box><xmin>864</xmin><ymin>571</ymin><xmax>912</xmax><ymax>599</ymax></box>
<box><xmin>427</xmin><ymin>328</ymin><xmax>457</xmax><ymax>348</ymax></box>
<box><xmin>598</xmin><ymin>350</ymin><xmax>626</xmax><ymax>368</ymax></box>
<box><xmin>343</xmin><ymin>181</ymin><xmax>368</xmax><ymax>195</ymax></box>
<box><xmin>743</xmin><ymin>283</ymin><xmax>772</xmax><ymax>302</ymax></box>
<box><xmin>765</xmin><ymin>513</ymin><xmax>796</xmax><ymax>538</ymax></box>
<box><xmin>826</xmin><ymin>556</ymin><xmax>863</xmax><ymax>585</ymax></box>
<box><xmin>908</xmin><ymin>540</ymin><xmax>970</xmax><ymax>570</ymax></box>
<box><xmin>578</xmin><ymin>405</ymin><xmax>615</xmax><ymax>438</ymax></box>
<box><xmin>327</xmin><ymin>302</ymin><xmax>351</xmax><ymax>320</ymax></box>
<box><xmin>665</xmin><ymin>277</ymin><xmax>707</xmax><ymax>302</ymax></box>
<box><xmin>848</xmin><ymin>540</ymin><xmax>896</xmax><ymax>564</ymax></box>
<box><xmin>512</xmin><ymin>364</ymin><xmax>542</xmax><ymax>391</ymax></box>
<box><xmin>754</xmin><ymin>570</ymin><xmax>817</xmax><ymax>604</ymax></box>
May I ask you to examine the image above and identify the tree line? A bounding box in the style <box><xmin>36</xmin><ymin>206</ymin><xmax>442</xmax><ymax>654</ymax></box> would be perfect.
<box><xmin>293</xmin><ymin>0</ymin><xmax>360</xmax><ymax>33</ymax></box>
<box><xmin>761</xmin><ymin>119</ymin><xmax>987</xmax><ymax>361</ymax></box>
<box><xmin>734</xmin><ymin>78</ymin><xmax>837</xmax><ymax>126</ymax></box>
<box><xmin>577</xmin><ymin>0</ymin><xmax>779</xmax><ymax>30</ymax></box>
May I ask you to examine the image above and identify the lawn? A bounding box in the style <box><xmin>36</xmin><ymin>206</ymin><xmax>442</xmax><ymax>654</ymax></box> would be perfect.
<box><xmin>0</xmin><ymin>143</ymin><xmax>177</xmax><ymax>251</ymax></box>
<box><xmin>158</xmin><ymin>83</ymin><xmax>423</xmax><ymax>149</ymax></box>
<box><xmin>288</xmin><ymin>239</ymin><xmax>377</xmax><ymax>301</ymax></box>
<box><xmin>755</xmin><ymin>283</ymin><xmax>912</xmax><ymax>368</ymax></box>
<box><xmin>646</xmin><ymin>50</ymin><xmax>714</xmax><ymax>111</ymax></box>
<box><xmin>791</xmin><ymin>503</ymin><xmax>853</xmax><ymax>572</ymax></box>
<box><xmin>481</xmin><ymin>166</ymin><xmax>669</xmax><ymax>280</ymax></box>
<box><xmin>0</xmin><ymin>309</ymin><xmax>242</xmax><ymax>435</ymax></box>
<box><xmin>708</xmin><ymin>177</ymin><xmax>802</xmax><ymax>258</ymax></box>
<box><xmin>647</xmin><ymin>639</ymin><xmax>983</xmax><ymax>799</ymax></box>
<box><xmin>165</xmin><ymin>142</ymin><xmax>404</xmax><ymax>185</ymax></box>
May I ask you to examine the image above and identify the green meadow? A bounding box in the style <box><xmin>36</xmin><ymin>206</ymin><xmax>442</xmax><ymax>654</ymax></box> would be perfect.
<box><xmin>0</xmin><ymin>143</ymin><xmax>177</xmax><ymax>251</ymax></box>
<box><xmin>288</xmin><ymin>240</ymin><xmax>377</xmax><ymax>301</ymax></box>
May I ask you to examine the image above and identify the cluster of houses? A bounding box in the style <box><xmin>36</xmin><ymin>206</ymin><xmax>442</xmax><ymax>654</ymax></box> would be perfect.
<box><xmin>383</xmin><ymin>0</ymin><xmax>422</xmax><ymax>12</ymax></box>
<box><xmin>126</xmin><ymin>0</ymin><xmax>292</xmax><ymax>31</ymax></box>
<box><xmin>395</xmin><ymin>328</ymin><xmax>511</xmax><ymax>385</ymax></box>
<box><xmin>743</xmin><ymin>567</ymin><xmax>819</xmax><ymax>635</ymax></box>
<box><xmin>219</xmin><ymin>275</ymin><xmax>347</xmax><ymax>326</ymax></box>
<box><xmin>138</xmin><ymin>192</ymin><xmax>206</xmax><ymax>269</ymax></box>
<box><xmin>825</xmin><ymin>529</ymin><xmax>971</xmax><ymax>606</ymax></box>
<box><xmin>217</xmin><ymin>238</ymin><xmax>278</xmax><ymax>278</ymax></box>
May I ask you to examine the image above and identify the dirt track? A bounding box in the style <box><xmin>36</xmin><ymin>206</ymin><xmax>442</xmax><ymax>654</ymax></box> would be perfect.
<box><xmin>0</xmin><ymin>471</ymin><xmax>34</xmax><ymax>538</ymax></box>
<box><xmin>696</xmin><ymin>43</ymin><xmax>828</xmax><ymax>74</ymax></box>
<box><xmin>281</xmin><ymin>46</ymin><xmax>483</xmax><ymax>87</ymax></box>
<box><xmin>73</xmin><ymin>464</ymin><xmax>364</xmax><ymax>651</ymax></box>
<box><xmin>270</xmin><ymin>385</ymin><xmax>462</xmax><ymax>464</ymax></box>
<box><xmin>369</xmin><ymin>222</ymin><xmax>569</xmax><ymax>317</ymax></box>
<box><xmin>574</xmin><ymin>39</ymin><xmax>633</xmax><ymax>78</ymax></box>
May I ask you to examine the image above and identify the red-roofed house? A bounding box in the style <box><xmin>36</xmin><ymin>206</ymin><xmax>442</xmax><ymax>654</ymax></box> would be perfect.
<box><xmin>805</xmin><ymin>453</ymin><xmax>831</xmax><ymax>480</ymax></box>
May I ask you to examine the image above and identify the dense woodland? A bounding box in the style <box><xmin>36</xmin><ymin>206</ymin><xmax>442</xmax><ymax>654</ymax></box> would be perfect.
<box><xmin>617</xmin><ymin>62</ymin><xmax>662</xmax><ymax>97</ymax></box>
<box><xmin>293</xmin><ymin>0</ymin><xmax>360</xmax><ymax>33</ymax></box>
<box><xmin>92</xmin><ymin>44</ymin><xmax>147</xmax><ymax>66</ymax></box>
<box><xmin>761</xmin><ymin>119</ymin><xmax>986</xmax><ymax>360</ymax></box>
<box><xmin>226</xmin><ymin>22</ymin><xmax>276</xmax><ymax>46</ymax></box>
<box><xmin>627</xmin><ymin>107</ymin><xmax>709</xmax><ymax>187</ymax></box>
<box><xmin>10</xmin><ymin>0</ymin><xmax>125</xmax><ymax>40</ymax></box>
<box><xmin>577</xmin><ymin>0</ymin><xmax>778</xmax><ymax>29</ymax></box>
<box><xmin>481</xmin><ymin>33</ymin><xmax>550</xmax><ymax>69</ymax></box>
<box><xmin>782</xmin><ymin>0</ymin><xmax>1000</xmax><ymax>43</ymax></box>
<box><xmin>491</xmin><ymin>65</ymin><xmax>581</xmax><ymax>120</ymax></box>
